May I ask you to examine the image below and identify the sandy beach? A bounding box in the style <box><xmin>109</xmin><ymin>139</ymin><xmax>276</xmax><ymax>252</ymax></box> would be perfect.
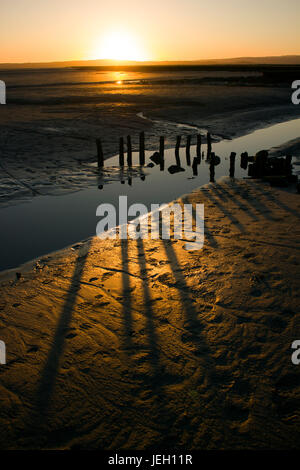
<box><xmin>0</xmin><ymin>65</ymin><xmax>300</xmax><ymax>451</ymax></box>
<box><xmin>0</xmin><ymin>179</ymin><xmax>299</xmax><ymax>450</ymax></box>
<box><xmin>1</xmin><ymin>0</ymin><xmax>300</xmax><ymax>455</ymax></box>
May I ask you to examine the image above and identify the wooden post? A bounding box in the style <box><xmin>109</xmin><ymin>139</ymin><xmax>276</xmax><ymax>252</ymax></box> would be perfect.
<box><xmin>96</xmin><ymin>138</ymin><xmax>104</xmax><ymax>167</ymax></box>
<box><xmin>175</xmin><ymin>135</ymin><xmax>181</xmax><ymax>158</ymax></box>
<box><xmin>210</xmin><ymin>152</ymin><xmax>215</xmax><ymax>182</ymax></box>
<box><xmin>240</xmin><ymin>151</ymin><xmax>248</xmax><ymax>170</ymax></box>
<box><xmin>139</xmin><ymin>132</ymin><xmax>145</xmax><ymax>166</ymax></box>
<box><xmin>196</xmin><ymin>134</ymin><xmax>201</xmax><ymax>159</ymax></box>
<box><xmin>186</xmin><ymin>135</ymin><xmax>191</xmax><ymax>166</ymax></box>
<box><xmin>159</xmin><ymin>136</ymin><xmax>165</xmax><ymax>171</ymax></box>
<box><xmin>119</xmin><ymin>137</ymin><xmax>124</xmax><ymax>167</ymax></box>
<box><xmin>285</xmin><ymin>155</ymin><xmax>292</xmax><ymax>173</ymax></box>
<box><xmin>229</xmin><ymin>152</ymin><xmax>236</xmax><ymax>177</ymax></box>
<box><xmin>192</xmin><ymin>157</ymin><xmax>198</xmax><ymax>176</ymax></box>
<box><xmin>207</xmin><ymin>132</ymin><xmax>212</xmax><ymax>159</ymax></box>
<box><xmin>127</xmin><ymin>135</ymin><xmax>132</xmax><ymax>167</ymax></box>
<box><xmin>256</xmin><ymin>151</ymin><xmax>268</xmax><ymax>178</ymax></box>
<box><xmin>159</xmin><ymin>136</ymin><xmax>165</xmax><ymax>161</ymax></box>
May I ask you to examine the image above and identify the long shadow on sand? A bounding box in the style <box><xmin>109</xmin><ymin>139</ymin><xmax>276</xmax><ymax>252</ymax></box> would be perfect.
<box><xmin>33</xmin><ymin>242</ymin><xmax>91</xmax><ymax>418</ymax></box>
<box><xmin>211</xmin><ymin>183</ymin><xmax>260</xmax><ymax>221</ymax></box>
<box><xmin>135</xmin><ymin>238</ymin><xmax>180</xmax><ymax>447</ymax></box>
<box><xmin>202</xmin><ymin>189</ymin><xmax>245</xmax><ymax>233</ymax></box>
<box><xmin>251</xmin><ymin>182</ymin><xmax>300</xmax><ymax>219</ymax></box>
<box><xmin>159</xmin><ymin>234</ymin><xmax>215</xmax><ymax>370</ymax></box>
<box><xmin>222</xmin><ymin>180</ymin><xmax>276</xmax><ymax>221</ymax></box>
<box><xmin>120</xmin><ymin>238</ymin><xmax>134</xmax><ymax>352</ymax></box>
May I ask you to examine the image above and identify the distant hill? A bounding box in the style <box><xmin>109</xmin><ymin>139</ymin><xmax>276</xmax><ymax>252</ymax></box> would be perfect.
<box><xmin>1</xmin><ymin>55</ymin><xmax>300</xmax><ymax>69</ymax></box>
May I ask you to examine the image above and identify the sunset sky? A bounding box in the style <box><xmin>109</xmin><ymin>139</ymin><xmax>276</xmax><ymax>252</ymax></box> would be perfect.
<box><xmin>1</xmin><ymin>0</ymin><xmax>300</xmax><ymax>63</ymax></box>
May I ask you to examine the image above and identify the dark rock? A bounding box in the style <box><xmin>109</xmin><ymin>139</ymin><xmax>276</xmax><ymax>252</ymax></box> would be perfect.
<box><xmin>150</xmin><ymin>152</ymin><xmax>161</xmax><ymax>165</ymax></box>
<box><xmin>212</xmin><ymin>155</ymin><xmax>221</xmax><ymax>166</ymax></box>
<box><xmin>255</xmin><ymin>150</ymin><xmax>269</xmax><ymax>159</ymax></box>
<box><xmin>168</xmin><ymin>165</ymin><xmax>185</xmax><ymax>174</ymax></box>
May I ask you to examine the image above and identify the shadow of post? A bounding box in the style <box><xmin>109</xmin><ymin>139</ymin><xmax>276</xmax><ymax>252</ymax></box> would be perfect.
<box><xmin>136</xmin><ymin>238</ymin><xmax>160</xmax><ymax>373</ymax></box>
<box><xmin>135</xmin><ymin>237</ymin><xmax>182</xmax><ymax>447</ymax></box>
<box><xmin>204</xmin><ymin>187</ymin><xmax>245</xmax><ymax>232</ymax></box>
<box><xmin>224</xmin><ymin>181</ymin><xmax>276</xmax><ymax>221</ymax></box>
<box><xmin>159</xmin><ymin>236</ymin><xmax>215</xmax><ymax>369</ymax></box>
<box><xmin>120</xmin><ymin>238</ymin><xmax>134</xmax><ymax>353</ymax></box>
<box><xmin>181</xmin><ymin>195</ymin><xmax>218</xmax><ymax>248</ymax></box>
<box><xmin>212</xmin><ymin>183</ymin><xmax>259</xmax><ymax>221</ymax></box>
<box><xmin>35</xmin><ymin>242</ymin><xmax>92</xmax><ymax>417</ymax></box>
<box><xmin>250</xmin><ymin>183</ymin><xmax>300</xmax><ymax>219</ymax></box>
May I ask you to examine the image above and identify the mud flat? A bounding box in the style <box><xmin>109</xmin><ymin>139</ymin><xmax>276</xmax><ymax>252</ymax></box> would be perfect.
<box><xmin>1</xmin><ymin>66</ymin><xmax>299</xmax><ymax>207</ymax></box>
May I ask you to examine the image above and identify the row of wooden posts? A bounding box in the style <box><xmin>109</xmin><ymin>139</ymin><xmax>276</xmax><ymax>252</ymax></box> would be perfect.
<box><xmin>96</xmin><ymin>132</ymin><xmax>213</xmax><ymax>168</ymax></box>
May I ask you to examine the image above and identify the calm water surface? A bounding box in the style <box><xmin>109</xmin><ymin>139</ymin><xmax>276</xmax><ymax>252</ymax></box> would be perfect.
<box><xmin>0</xmin><ymin>118</ymin><xmax>299</xmax><ymax>271</ymax></box>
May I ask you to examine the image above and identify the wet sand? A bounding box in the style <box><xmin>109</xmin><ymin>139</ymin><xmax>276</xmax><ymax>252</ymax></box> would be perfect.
<box><xmin>0</xmin><ymin>71</ymin><xmax>299</xmax><ymax>208</ymax></box>
<box><xmin>0</xmin><ymin>180</ymin><xmax>299</xmax><ymax>450</ymax></box>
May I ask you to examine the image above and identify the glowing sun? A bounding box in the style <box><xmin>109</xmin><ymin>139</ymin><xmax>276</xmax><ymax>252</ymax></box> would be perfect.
<box><xmin>94</xmin><ymin>31</ymin><xmax>146</xmax><ymax>61</ymax></box>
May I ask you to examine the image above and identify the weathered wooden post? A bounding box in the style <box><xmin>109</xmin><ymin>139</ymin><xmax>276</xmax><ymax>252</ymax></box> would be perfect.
<box><xmin>159</xmin><ymin>136</ymin><xmax>165</xmax><ymax>171</ymax></box>
<box><xmin>139</xmin><ymin>132</ymin><xmax>145</xmax><ymax>165</ymax></box>
<box><xmin>186</xmin><ymin>135</ymin><xmax>191</xmax><ymax>166</ymax></box>
<box><xmin>175</xmin><ymin>135</ymin><xmax>181</xmax><ymax>166</ymax></box>
<box><xmin>175</xmin><ymin>135</ymin><xmax>181</xmax><ymax>156</ymax></box>
<box><xmin>192</xmin><ymin>157</ymin><xmax>198</xmax><ymax>176</ymax></box>
<box><xmin>127</xmin><ymin>135</ymin><xmax>132</xmax><ymax>167</ymax></box>
<box><xmin>255</xmin><ymin>150</ymin><xmax>268</xmax><ymax>178</ymax></box>
<box><xmin>96</xmin><ymin>138</ymin><xmax>104</xmax><ymax>167</ymax></box>
<box><xmin>207</xmin><ymin>132</ymin><xmax>212</xmax><ymax>159</ymax></box>
<box><xmin>240</xmin><ymin>151</ymin><xmax>248</xmax><ymax>170</ymax></box>
<box><xmin>159</xmin><ymin>136</ymin><xmax>165</xmax><ymax>161</ymax></box>
<box><xmin>197</xmin><ymin>134</ymin><xmax>201</xmax><ymax>160</ymax></box>
<box><xmin>119</xmin><ymin>137</ymin><xmax>124</xmax><ymax>167</ymax></box>
<box><xmin>229</xmin><ymin>152</ymin><xmax>236</xmax><ymax>177</ymax></box>
<box><xmin>210</xmin><ymin>152</ymin><xmax>215</xmax><ymax>182</ymax></box>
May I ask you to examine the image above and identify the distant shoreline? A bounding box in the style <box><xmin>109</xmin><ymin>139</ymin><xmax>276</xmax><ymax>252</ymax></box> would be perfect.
<box><xmin>1</xmin><ymin>55</ymin><xmax>300</xmax><ymax>70</ymax></box>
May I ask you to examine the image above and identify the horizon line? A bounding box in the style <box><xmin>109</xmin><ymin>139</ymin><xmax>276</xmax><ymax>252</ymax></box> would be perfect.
<box><xmin>1</xmin><ymin>54</ymin><xmax>300</xmax><ymax>67</ymax></box>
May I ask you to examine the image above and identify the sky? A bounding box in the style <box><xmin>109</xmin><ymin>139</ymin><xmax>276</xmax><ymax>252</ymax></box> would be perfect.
<box><xmin>1</xmin><ymin>0</ymin><xmax>300</xmax><ymax>63</ymax></box>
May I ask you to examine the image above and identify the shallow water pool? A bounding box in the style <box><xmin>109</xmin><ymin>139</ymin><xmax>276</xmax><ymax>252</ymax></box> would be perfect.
<box><xmin>0</xmin><ymin>117</ymin><xmax>299</xmax><ymax>271</ymax></box>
